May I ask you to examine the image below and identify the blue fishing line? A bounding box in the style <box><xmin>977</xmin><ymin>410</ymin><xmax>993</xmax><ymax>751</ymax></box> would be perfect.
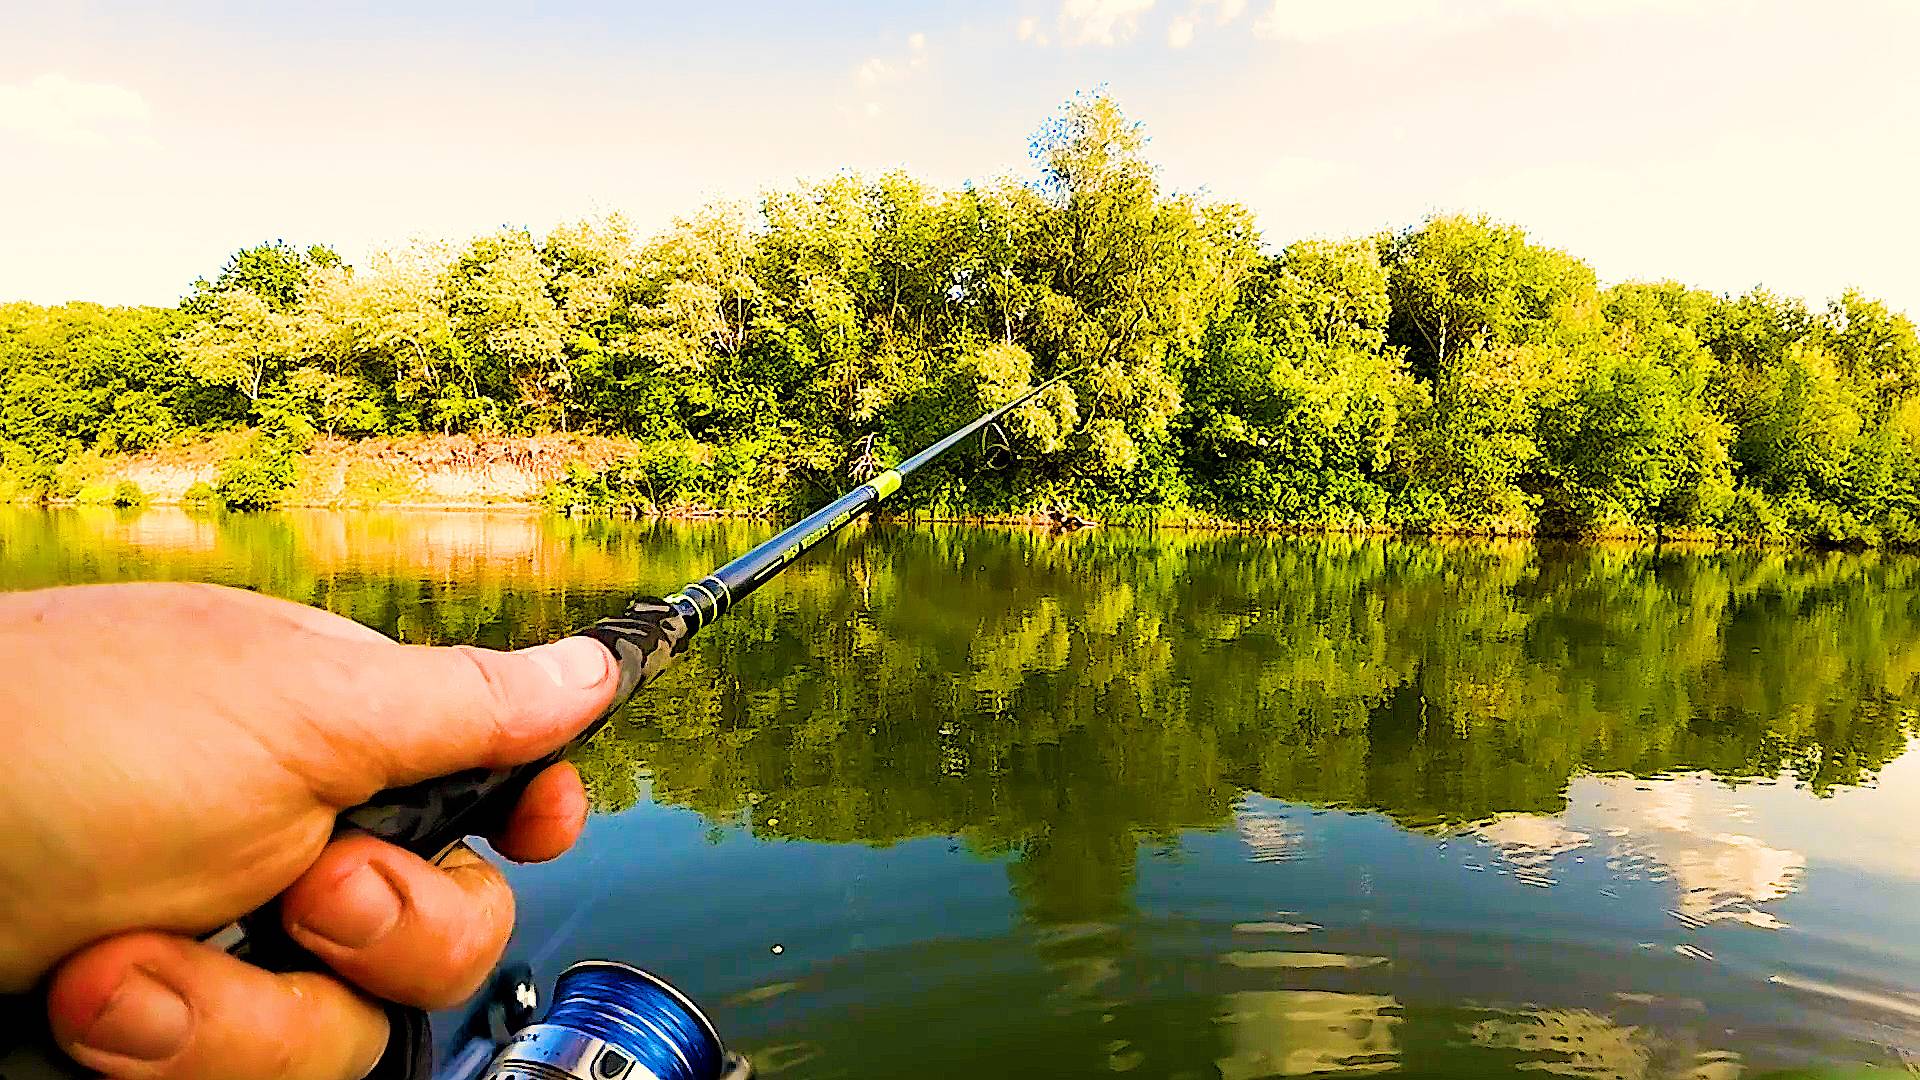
<box><xmin>545</xmin><ymin>964</ymin><xmax>726</xmax><ymax>1080</ymax></box>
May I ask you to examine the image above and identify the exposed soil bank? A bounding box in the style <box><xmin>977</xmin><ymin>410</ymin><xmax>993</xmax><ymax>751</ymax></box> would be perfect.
<box><xmin>75</xmin><ymin>434</ymin><xmax>639</xmax><ymax>508</ymax></box>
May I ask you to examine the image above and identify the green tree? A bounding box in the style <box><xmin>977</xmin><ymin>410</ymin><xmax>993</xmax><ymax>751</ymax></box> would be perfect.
<box><xmin>351</xmin><ymin>245</ymin><xmax>463</xmax><ymax>432</ymax></box>
<box><xmin>1818</xmin><ymin>289</ymin><xmax>1920</xmax><ymax>412</ymax></box>
<box><xmin>1535</xmin><ymin>345</ymin><xmax>1733</xmax><ymax>531</ymax></box>
<box><xmin>1184</xmin><ymin>239</ymin><xmax>1415</xmax><ymax>522</ymax></box>
<box><xmin>183</xmin><ymin>240</ymin><xmax>341</xmax><ymax>315</ymax></box>
<box><xmin>1384</xmin><ymin>215</ymin><xmax>1596</xmax><ymax>381</ymax></box>
<box><xmin>1013</xmin><ymin>95</ymin><xmax>1258</xmax><ymax>507</ymax></box>
<box><xmin>177</xmin><ymin>288</ymin><xmax>301</xmax><ymax>406</ymax></box>
<box><xmin>445</xmin><ymin>230</ymin><xmax>567</xmax><ymax>431</ymax></box>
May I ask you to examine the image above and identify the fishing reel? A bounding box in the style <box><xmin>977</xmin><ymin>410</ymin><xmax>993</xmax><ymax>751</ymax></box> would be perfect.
<box><xmin>431</xmin><ymin>961</ymin><xmax>751</xmax><ymax>1080</ymax></box>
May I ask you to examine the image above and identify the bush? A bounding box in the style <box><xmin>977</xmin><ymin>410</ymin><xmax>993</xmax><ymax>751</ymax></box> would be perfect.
<box><xmin>545</xmin><ymin>439</ymin><xmax>716</xmax><ymax>516</ymax></box>
<box><xmin>111</xmin><ymin>479</ymin><xmax>145</xmax><ymax>507</ymax></box>
<box><xmin>1881</xmin><ymin>509</ymin><xmax>1920</xmax><ymax>549</ymax></box>
<box><xmin>1386</xmin><ymin>486</ymin><xmax>1451</xmax><ymax>532</ymax></box>
<box><xmin>1720</xmin><ymin>486</ymin><xmax>1786</xmax><ymax>541</ymax></box>
<box><xmin>72</xmin><ymin>482</ymin><xmax>117</xmax><ymax>505</ymax></box>
<box><xmin>71</xmin><ymin>477</ymin><xmax>143</xmax><ymax>507</ymax></box>
<box><xmin>1778</xmin><ymin>492</ymin><xmax>1872</xmax><ymax>549</ymax></box>
<box><xmin>51</xmin><ymin>450</ymin><xmax>111</xmax><ymax>501</ymax></box>
<box><xmin>182</xmin><ymin>481</ymin><xmax>219</xmax><ymax>505</ymax></box>
<box><xmin>214</xmin><ymin>435</ymin><xmax>301</xmax><ymax>510</ymax></box>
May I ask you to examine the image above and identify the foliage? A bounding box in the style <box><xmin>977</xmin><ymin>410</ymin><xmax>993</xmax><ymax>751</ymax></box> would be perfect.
<box><xmin>1183</xmin><ymin>238</ymin><xmax>1416</xmax><ymax>523</ymax></box>
<box><xmin>213</xmin><ymin>430</ymin><xmax>302</xmax><ymax>510</ymax></box>
<box><xmin>182</xmin><ymin>240</ymin><xmax>341</xmax><ymax>315</ymax></box>
<box><xmin>1</xmin><ymin>94</ymin><xmax>1918</xmax><ymax>546</ymax></box>
<box><xmin>545</xmin><ymin>439</ymin><xmax>718</xmax><ymax>516</ymax></box>
<box><xmin>182</xmin><ymin>481</ymin><xmax>218</xmax><ymax>505</ymax></box>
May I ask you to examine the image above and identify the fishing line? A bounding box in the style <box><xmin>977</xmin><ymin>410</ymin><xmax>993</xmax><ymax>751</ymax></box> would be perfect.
<box><xmin>546</xmin><ymin>963</ymin><xmax>724</xmax><ymax>1080</ymax></box>
<box><xmin>482</xmin><ymin>962</ymin><xmax>738</xmax><ymax>1080</ymax></box>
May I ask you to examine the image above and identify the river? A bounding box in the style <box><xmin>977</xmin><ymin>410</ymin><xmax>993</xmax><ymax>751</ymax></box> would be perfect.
<box><xmin>4</xmin><ymin>507</ymin><xmax>1918</xmax><ymax>1078</ymax></box>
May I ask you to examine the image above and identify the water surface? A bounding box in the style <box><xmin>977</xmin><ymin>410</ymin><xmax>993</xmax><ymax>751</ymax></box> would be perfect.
<box><xmin>5</xmin><ymin>508</ymin><xmax>1918</xmax><ymax>1078</ymax></box>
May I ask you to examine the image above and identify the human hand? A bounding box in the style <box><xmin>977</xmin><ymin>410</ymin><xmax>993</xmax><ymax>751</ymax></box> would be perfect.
<box><xmin>0</xmin><ymin>582</ymin><xmax>618</xmax><ymax>1079</ymax></box>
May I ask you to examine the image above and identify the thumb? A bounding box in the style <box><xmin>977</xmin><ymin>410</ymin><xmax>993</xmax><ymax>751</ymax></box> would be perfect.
<box><xmin>314</xmin><ymin>635</ymin><xmax>619</xmax><ymax>797</ymax></box>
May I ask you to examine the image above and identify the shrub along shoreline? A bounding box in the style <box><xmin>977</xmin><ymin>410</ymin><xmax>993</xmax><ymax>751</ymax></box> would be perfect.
<box><xmin>4</xmin><ymin>94</ymin><xmax>1917</xmax><ymax>549</ymax></box>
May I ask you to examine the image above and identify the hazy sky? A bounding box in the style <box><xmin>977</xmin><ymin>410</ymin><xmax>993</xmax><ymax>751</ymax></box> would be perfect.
<box><xmin>4</xmin><ymin>0</ymin><xmax>1916</xmax><ymax>313</ymax></box>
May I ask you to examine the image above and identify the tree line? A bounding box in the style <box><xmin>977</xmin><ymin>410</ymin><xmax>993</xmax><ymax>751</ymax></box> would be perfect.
<box><xmin>3</xmin><ymin>95</ymin><xmax>1918</xmax><ymax>544</ymax></box>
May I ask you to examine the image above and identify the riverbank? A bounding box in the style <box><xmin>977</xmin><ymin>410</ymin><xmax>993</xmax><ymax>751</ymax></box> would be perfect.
<box><xmin>21</xmin><ymin>432</ymin><xmax>639</xmax><ymax>509</ymax></box>
<box><xmin>9</xmin><ymin>433</ymin><xmax>1916</xmax><ymax>552</ymax></box>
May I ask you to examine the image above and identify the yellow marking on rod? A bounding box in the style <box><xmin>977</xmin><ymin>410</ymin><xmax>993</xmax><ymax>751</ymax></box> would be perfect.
<box><xmin>869</xmin><ymin>468</ymin><xmax>902</xmax><ymax>499</ymax></box>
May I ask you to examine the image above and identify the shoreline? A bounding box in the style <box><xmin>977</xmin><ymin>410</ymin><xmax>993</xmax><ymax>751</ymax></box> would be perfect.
<box><xmin>10</xmin><ymin>433</ymin><xmax>1911</xmax><ymax>554</ymax></box>
<box><xmin>12</xmin><ymin>497</ymin><xmax>1903</xmax><ymax>554</ymax></box>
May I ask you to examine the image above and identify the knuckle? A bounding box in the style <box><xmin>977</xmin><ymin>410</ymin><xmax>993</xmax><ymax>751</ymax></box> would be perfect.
<box><xmin>263</xmin><ymin>1024</ymin><xmax>303</xmax><ymax>1080</ymax></box>
<box><xmin>447</xmin><ymin>645</ymin><xmax>521</xmax><ymax>752</ymax></box>
<box><xmin>437</xmin><ymin>873</ymin><xmax>514</xmax><ymax>996</ymax></box>
<box><xmin>279</xmin><ymin>974</ymin><xmax>359</xmax><ymax>1080</ymax></box>
<box><xmin>365</xmin><ymin>861</ymin><xmax>512</xmax><ymax>1009</ymax></box>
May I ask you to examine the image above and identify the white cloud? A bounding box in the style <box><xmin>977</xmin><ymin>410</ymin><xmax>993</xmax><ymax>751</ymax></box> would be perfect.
<box><xmin>1252</xmin><ymin>0</ymin><xmax>1447</xmax><ymax>41</ymax></box>
<box><xmin>0</xmin><ymin>73</ymin><xmax>153</xmax><ymax>148</ymax></box>
<box><xmin>851</xmin><ymin>33</ymin><xmax>931</xmax><ymax>117</ymax></box>
<box><xmin>1168</xmin><ymin>16</ymin><xmax>1197</xmax><ymax>46</ymax></box>
<box><xmin>856</xmin><ymin>58</ymin><xmax>898</xmax><ymax>86</ymax></box>
<box><xmin>1200</xmin><ymin>0</ymin><xmax>1250</xmax><ymax>24</ymax></box>
<box><xmin>1249</xmin><ymin>0</ymin><xmax>1694</xmax><ymax>42</ymax></box>
<box><xmin>1059</xmin><ymin>0</ymin><xmax>1158</xmax><ymax>45</ymax></box>
<box><xmin>1474</xmin><ymin>777</ymin><xmax>1807</xmax><ymax>928</ymax></box>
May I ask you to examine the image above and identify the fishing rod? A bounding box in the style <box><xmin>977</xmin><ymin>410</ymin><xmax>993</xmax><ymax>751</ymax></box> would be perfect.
<box><xmin>340</xmin><ymin>367</ymin><xmax>1076</xmax><ymax>863</ymax></box>
<box><xmin>0</xmin><ymin>370</ymin><xmax>1075</xmax><ymax>1080</ymax></box>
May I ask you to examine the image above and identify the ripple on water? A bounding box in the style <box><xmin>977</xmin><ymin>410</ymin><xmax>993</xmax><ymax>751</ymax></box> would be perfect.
<box><xmin>1221</xmin><ymin>951</ymin><xmax>1390</xmax><ymax>970</ymax></box>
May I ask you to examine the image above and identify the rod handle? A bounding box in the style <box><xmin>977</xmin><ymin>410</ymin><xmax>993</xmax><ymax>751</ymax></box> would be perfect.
<box><xmin>0</xmin><ymin>598</ymin><xmax>698</xmax><ymax>1079</ymax></box>
<box><xmin>339</xmin><ymin>596</ymin><xmax>698</xmax><ymax>854</ymax></box>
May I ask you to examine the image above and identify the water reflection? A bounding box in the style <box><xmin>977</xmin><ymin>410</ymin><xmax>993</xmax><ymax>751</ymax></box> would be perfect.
<box><xmin>5</xmin><ymin>509</ymin><xmax>1919</xmax><ymax>1076</ymax></box>
<box><xmin>1474</xmin><ymin>777</ymin><xmax>1807</xmax><ymax>930</ymax></box>
<box><xmin>1465</xmin><ymin>1008</ymin><xmax>1742</xmax><ymax>1080</ymax></box>
<box><xmin>1216</xmin><ymin>990</ymin><xmax>1401</xmax><ymax>1078</ymax></box>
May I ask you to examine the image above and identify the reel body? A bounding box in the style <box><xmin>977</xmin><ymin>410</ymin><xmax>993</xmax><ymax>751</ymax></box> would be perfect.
<box><xmin>442</xmin><ymin>961</ymin><xmax>749</xmax><ymax>1080</ymax></box>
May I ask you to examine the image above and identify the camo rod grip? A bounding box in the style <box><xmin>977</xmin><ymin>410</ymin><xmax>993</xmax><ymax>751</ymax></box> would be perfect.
<box><xmin>338</xmin><ymin>596</ymin><xmax>700</xmax><ymax>856</ymax></box>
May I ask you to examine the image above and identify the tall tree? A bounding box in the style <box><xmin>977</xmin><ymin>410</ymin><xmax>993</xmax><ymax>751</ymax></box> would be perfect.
<box><xmin>177</xmin><ymin>288</ymin><xmax>300</xmax><ymax>406</ymax></box>
<box><xmin>1383</xmin><ymin>215</ymin><xmax>1596</xmax><ymax>381</ymax></box>
<box><xmin>444</xmin><ymin>230</ymin><xmax>566</xmax><ymax>431</ymax></box>
<box><xmin>182</xmin><ymin>241</ymin><xmax>341</xmax><ymax>315</ymax></box>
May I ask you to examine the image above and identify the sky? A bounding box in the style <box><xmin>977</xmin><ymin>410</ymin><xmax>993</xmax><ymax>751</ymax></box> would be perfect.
<box><xmin>3</xmin><ymin>0</ymin><xmax>1917</xmax><ymax>313</ymax></box>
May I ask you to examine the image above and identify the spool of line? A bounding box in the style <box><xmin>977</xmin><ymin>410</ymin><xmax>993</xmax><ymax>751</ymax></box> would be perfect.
<box><xmin>479</xmin><ymin>961</ymin><xmax>747</xmax><ymax>1080</ymax></box>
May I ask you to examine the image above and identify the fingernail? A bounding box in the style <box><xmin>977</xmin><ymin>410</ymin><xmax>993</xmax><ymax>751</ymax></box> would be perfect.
<box><xmin>75</xmin><ymin>969</ymin><xmax>189</xmax><ymax>1062</ymax></box>
<box><xmin>293</xmin><ymin>863</ymin><xmax>402</xmax><ymax>948</ymax></box>
<box><xmin>519</xmin><ymin>637</ymin><xmax>612</xmax><ymax>690</ymax></box>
